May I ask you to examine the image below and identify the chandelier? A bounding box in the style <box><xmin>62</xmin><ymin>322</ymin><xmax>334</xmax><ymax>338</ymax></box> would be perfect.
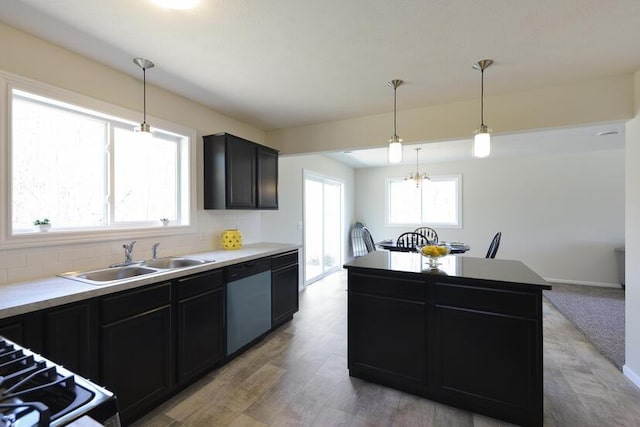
<box><xmin>405</xmin><ymin>147</ymin><xmax>429</xmax><ymax>188</ymax></box>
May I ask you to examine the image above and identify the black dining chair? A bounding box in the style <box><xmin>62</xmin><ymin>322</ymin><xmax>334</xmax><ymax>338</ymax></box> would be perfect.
<box><xmin>486</xmin><ymin>232</ymin><xmax>502</xmax><ymax>259</ymax></box>
<box><xmin>362</xmin><ymin>227</ymin><xmax>377</xmax><ymax>253</ymax></box>
<box><xmin>396</xmin><ymin>232</ymin><xmax>429</xmax><ymax>251</ymax></box>
<box><xmin>351</xmin><ymin>222</ymin><xmax>367</xmax><ymax>257</ymax></box>
<box><xmin>414</xmin><ymin>227</ymin><xmax>438</xmax><ymax>244</ymax></box>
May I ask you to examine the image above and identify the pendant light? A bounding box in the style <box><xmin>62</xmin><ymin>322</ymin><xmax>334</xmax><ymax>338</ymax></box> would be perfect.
<box><xmin>472</xmin><ymin>59</ymin><xmax>493</xmax><ymax>158</ymax></box>
<box><xmin>387</xmin><ymin>79</ymin><xmax>403</xmax><ymax>163</ymax></box>
<box><xmin>133</xmin><ymin>57</ymin><xmax>155</xmax><ymax>139</ymax></box>
<box><xmin>404</xmin><ymin>147</ymin><xmax>429</xmax><ymax>188</ymax></box>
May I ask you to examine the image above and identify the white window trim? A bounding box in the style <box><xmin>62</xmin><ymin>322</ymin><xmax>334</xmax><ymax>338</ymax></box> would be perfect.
<box><xmin>0</xmin><ymin>70</ymin><xmax>198</xmax><ymax>249</ymax></box>
<box><xmin>385</xmin><ymin>173</ymin><xmax>463</xmax><ymax>229</ymax></box>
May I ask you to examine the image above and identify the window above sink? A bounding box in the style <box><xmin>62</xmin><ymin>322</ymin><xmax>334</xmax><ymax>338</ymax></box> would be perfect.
<box><xmin>0</xmin><ymin>71</ymin><xmax>197</xmax><ymax>249</ymax></box>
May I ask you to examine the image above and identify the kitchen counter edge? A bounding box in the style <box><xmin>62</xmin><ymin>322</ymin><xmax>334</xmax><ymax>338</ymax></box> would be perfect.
<box><xmin>0</xmin><ymin>242</ymin><xmax>300</xmax><ymax>320</ymax></box>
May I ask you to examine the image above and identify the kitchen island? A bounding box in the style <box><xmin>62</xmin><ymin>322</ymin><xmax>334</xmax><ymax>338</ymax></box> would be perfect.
<box><xmin>344</xmin><ymin>251</ymin><xmax>551</xmax><ymax>427</ymax></box>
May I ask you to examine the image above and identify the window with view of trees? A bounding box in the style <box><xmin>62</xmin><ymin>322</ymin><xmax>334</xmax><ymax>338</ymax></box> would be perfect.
<box><xmin>10</xmin><ymin>88</ymin><xmax>191</xmax><ymax>235</ymax></box>
<box><xmin>386</xmin><ymin>174</ymin><xmax>462</xmax><ymax>227</ymax></box>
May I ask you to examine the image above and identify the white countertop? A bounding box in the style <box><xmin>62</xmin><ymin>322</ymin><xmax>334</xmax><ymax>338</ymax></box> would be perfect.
<box><xmin>0</xmin><ymin>242</ymin><xmax>299</xmax><ymax>320</ymax></box>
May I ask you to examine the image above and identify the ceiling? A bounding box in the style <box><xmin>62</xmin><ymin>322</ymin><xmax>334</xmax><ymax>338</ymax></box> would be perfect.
<box><xmin>324</xmin><ymin>122</ymin><xmax>625</xmax><ymax>168</ymax></box>
<box><xmin>1</xmin><ymin>1</ymin><xmax>640</xmax><ymax>132</ymax></box>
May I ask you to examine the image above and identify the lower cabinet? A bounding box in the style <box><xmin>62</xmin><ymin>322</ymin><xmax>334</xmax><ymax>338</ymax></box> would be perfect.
<box><xmin>347</xmin><ymin>270</ymin><xmax>427</xmax><ymax>393</ymax></box>
<box><xmin>99</xmin><ymin>282</ymin><xmax>173</xmax><ymax>425</ymax></box>
<box><xmin>44</xmin><ymin>301</ymin><xmax>98</xmax><ymax>380</ymax></box>
<box><xmin>271</xmin><ymin>250</ymin><xmax>299</xmax><ymax>327</ymax></box>
<box><xmin>176</xmin><ymin>269</ymin><xmax>224</xmax><ymax>385</ymax></box>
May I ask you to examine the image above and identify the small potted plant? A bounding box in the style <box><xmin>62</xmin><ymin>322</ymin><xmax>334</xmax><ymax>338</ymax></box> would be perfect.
<box><xmin>160</xmin><ymin>218</ymin><xmax>169</xmax><ymax>226</ymax></box>
<box><xmin>33</xmin><ymin>218</ymin><xmax>51</xmax><ymax>232</ymax></box>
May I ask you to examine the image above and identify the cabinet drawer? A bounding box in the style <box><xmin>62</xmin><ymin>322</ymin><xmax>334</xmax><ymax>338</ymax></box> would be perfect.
<box><xmin>271</xmin><ymin>251</ymin><xmax>298</xmax><ymax>270</ymax></box>
<box><xmin>101</xmin><ymin>282</ymin><xmax>171</xmax><ymax>324</ymax></box>
<box><xmin>225</xmin><ymin>258</ymin><xmax>271</xmax><ymax>282</ymax></box>
<box><xmin>177</xmin><ymin>269</ymin><xmax>223</xmax><ymax>301</ymax></box>
<box><xmin>435</xmin><ymin>282</ymin><xmax>538</xmax><ymax>317</ymax></box>
<box><xmin>349</xmin><ymin>270</ymin><xmax>425</xmax><ymax>301</ymax></box>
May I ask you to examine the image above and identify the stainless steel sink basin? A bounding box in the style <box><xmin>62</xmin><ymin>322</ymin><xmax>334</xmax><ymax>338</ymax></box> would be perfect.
<box><xmin>59</xmin><ymin>265</ymin><xmax>160</xmax><ymax>285</ymax></box>
<box><xmin>141</xmin><ymin>257</ymin><xmax>211</xmax><ymax>269</ymax></box>
<box><xmin>59</xmin><ymin>256</ymin><xmax>215</xmax><ymax>286</ymax></box>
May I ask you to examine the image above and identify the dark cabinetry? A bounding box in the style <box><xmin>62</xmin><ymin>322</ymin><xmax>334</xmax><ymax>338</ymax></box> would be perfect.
<box><xmin>430</xmin><ymin>282</ymin><xmax>543</xmax><ymax>426</ymax></box>
<box><xmin>44</xmin><ymin>301</ymin><xmax>98</xmax><ymax>380</ymax></box>
<box><xmin>346</xmin><ymin>260</ymin><xmax>546</xmax><ymax>427</ymax></box>
<box><xmin>176</xmin><ymin>269</ymin><xmax>224</xmax><ymax>385</ymax></box>
<box><xmin>100</xmin><ymin>282</ymin><xmax>173</xmax><ymax>425</ymax></box>
<box><xmin>203</xmin><ymin>132</ymin><xmax>278</xmax><ymax>210</ymax></box>
<box><xmin>271</xmin><ymin>250</ymin><xmax>299</xmax><ymax>327</ymax></box>
<box><xmin>348</xmin><ymin>270</ymin><xmax>426</xmax><ymax>393</ymax></box>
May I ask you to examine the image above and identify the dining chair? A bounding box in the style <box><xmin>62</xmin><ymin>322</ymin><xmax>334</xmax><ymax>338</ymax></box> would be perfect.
<box><xmin>351</xmin><ymin>222</ymin><xmax>367</xmax><ymax>257</ymax></box>
<box><xmin>396</xmin><ymin>232</ymin><xmax>429</xmax><ymax>251</ymax></box>
<box><xmin>362</xmin><ymin>227</ymin><xmax>376</xmax><ymax>253</ymax></box>
<box><xmin>414</xmin><ymin>226</ymin><xmax>438</xmax><ymax>244</ymax></box>
<box><xmin>486</xmin><ymin>231</ymin><xmax>502</xmax><ymax>259</ymax></box>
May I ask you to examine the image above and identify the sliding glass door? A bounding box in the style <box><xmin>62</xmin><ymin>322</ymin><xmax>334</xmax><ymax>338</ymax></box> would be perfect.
<box><xmin>304</xmin><ymin>172</ymin><xmax>342</xmax><ymax>285</ymax></box>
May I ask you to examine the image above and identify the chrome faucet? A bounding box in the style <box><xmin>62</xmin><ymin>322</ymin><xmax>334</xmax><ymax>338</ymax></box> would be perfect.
<box><xmin>152</xmin><ymin>243</ymin><xmax>160</xmax><ymax>259</ymax></box>
<box><xmin>123</xmin><ymin>240</ymin><xmax>136</xmax><ymax>264</ymax></box>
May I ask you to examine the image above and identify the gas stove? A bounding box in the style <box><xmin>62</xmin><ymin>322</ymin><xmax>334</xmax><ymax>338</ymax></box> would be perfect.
<box><xmin>0</xmin><ymin>336</ymin><xmax>120</xmax><ymax>427</ymax></box>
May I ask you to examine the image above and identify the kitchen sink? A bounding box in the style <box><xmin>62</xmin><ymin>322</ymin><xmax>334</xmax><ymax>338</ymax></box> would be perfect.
<box><xmin>140</xmin><ymin>257</ymin><xmax>212</xmax><ymax>269</ymax></box>
<box><xmin>59</xmin><ymin>265</ymin><xmax>159</xmax><ymax>285</ymax></box>
<box><xmin>58</xmin><ymin>257</ymin><xmax>215</xmax><ymax>286</ymax></box>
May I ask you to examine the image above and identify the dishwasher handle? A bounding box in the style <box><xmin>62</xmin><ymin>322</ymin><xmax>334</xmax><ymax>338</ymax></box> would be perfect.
<box><xmin>225</xmin><ymin>258</ymin><xmax>271</xmax><ymax>282</ymax></box>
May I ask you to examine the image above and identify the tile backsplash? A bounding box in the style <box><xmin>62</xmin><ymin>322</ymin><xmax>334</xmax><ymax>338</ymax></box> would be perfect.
<box><xmin>0</xmin><ymin>211</ymin><xmax>262</xmax><ymax>286</ymax></box>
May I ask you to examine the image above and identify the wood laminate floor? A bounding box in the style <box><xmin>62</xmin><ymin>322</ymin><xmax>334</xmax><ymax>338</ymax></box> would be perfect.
<box><xmin>133</xmin><ymin>270</ymin><xmax>640</xmax><ymax>427</ymax></box>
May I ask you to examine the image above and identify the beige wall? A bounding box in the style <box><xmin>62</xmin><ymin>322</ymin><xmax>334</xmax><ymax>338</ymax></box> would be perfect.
<box><xmin>267</xmin><ymin>75</ymin><xmax>634</xmax><ymax>155</ymax></box>
<box><xmin>624</xmin><ymin>71</ymin><xmax>640</xmax><ymax>388</ymax></box>
<box><xmin>0</xmin><ymin>22</ymin><xmax>270</xmax><ymax>284</ymax></box>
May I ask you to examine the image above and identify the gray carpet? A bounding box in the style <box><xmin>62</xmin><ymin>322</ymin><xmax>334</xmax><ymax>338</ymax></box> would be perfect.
<box><xmin>544</xmin><ymin>283</ymin><xmax>625</xmax><ymax>370</ymax></box>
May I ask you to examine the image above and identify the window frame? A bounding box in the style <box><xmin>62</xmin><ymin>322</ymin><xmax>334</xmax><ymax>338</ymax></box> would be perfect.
<box><xmin>385</xmin><ymin>174</ymin><xmax>463</xmax><ymax>228</ymax></box>
<box><xmin>0</xmin><ymin>70</ymin><xmax>197</xmax><ymax>249</ymax></box>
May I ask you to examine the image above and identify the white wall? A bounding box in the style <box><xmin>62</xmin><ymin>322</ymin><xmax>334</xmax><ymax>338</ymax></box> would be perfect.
<box><xmin>261</xmin><ymin>154</ymin><xmax>356</xmax><ymax>287</ymax></box>
<box><xmin>355</xmin><ymin>149</ymin><xmax>624</xmax><ymax>285</ymax></box>
<box><xmin>624</xmin><ymin>71</ymin><xmax>640</xmax><ymax>387</ymax></box>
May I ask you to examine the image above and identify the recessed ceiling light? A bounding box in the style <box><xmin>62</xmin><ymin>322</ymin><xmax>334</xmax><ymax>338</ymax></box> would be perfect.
<box><xmin>151</xmin><ymin>0</ymin><xmax>199</xmax><ymax>10</ymax></box>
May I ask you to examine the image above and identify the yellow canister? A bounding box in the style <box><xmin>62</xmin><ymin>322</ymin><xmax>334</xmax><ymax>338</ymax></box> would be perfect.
<box><xmin>222</xmin><ymin>229</ymin><xmax>242</xmax><ymax>249</ymax></box>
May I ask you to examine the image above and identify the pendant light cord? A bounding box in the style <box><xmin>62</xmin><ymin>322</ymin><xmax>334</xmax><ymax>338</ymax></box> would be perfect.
<box><xmin>480</xmin><ymin>68</ymin><xmax>484</xmax><ymax>127</ymax></box>
<box><xmin>393</xmin><ymin>86</ymin><xmax>397</xmax><ymax>137</ymax></box>
<box><xmin>143</xmin><ymin>66</ymin><xmax>147</xmax><ymax>124</ymax></box>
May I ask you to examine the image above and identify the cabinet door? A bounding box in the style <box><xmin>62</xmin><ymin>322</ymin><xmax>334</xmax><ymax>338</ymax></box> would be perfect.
<box><xmin>271</xmin><ymin>263</ymin><xmax>298</xmax><ymax>327</ymax></box>
<box><xmin>101</xmin><ymin>306</ymin><xmax>172</xmax><ymax>425</ymax></box>
<box><xmin>44</xmin><ymin>301</ymin><xmax>98</xmax><ymax>380</ymax></box>
<box><xmin>257</xmin><ymin>147</ymin><xmax>278</xmax><ymax>209</ymax></box>
<box><xmin>0</xmin><ymin>313</ymin><xmax>43</xmax><ymax>352</ymax></box>
<box><xmin>348</xmin><ymin>292</ymin><xmax>426</xmax><ymax>393</ymax></box>
<box><xmin>431</xmin><ymin>305</ymin><xmax>542</xmax><ymax>426</ymax></box>
<box><xmin>177</xmin><ymin>272</ymin><xmax>224</xmax><ymax>385</ymax></box>
<box><xmin>226</xmin><ymin>135</ymin><xmax>256</xmax><ymax>208</ymax></box>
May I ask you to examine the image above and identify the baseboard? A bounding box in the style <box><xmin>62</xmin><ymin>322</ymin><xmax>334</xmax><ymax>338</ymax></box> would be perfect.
<box><xmin>544</xmin><ymin>277</ymin><xmax>622</xmax><ymax>288</ymax></box>
<box><xmin>623</xmin><ymin>365</ymin><xmax>640</xmax><ymax>390</ymax></box>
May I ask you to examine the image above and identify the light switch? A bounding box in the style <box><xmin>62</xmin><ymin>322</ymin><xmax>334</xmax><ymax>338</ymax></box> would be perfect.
<box><xmin>297</xmin><ymin>221</ymin><xmax>303</xmax><ymax>230</ymax></box>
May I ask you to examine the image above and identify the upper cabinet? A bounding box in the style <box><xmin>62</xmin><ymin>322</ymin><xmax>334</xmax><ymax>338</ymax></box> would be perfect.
<box><xmin>203</xmin><ymin>133</ymin><xmax>278</xmax><ymax>210</ymax></box>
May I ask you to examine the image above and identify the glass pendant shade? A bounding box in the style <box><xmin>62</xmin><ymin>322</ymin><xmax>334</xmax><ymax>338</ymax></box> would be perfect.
<box><xmin>473</xmin><ymin>125</ymin><xmax>491</xmax><ymax>158</ymax></box>
<box><xmin>388</xmin><ymin>139</ymin><xmax>403</xmax><ymax>163</ymax></box>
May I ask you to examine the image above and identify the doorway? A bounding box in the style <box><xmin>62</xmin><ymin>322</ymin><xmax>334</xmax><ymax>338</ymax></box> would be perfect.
<box><xmin>303</xmin><ymin>172</ymin><xmax>343</xmax><ymax>285</ymax></box>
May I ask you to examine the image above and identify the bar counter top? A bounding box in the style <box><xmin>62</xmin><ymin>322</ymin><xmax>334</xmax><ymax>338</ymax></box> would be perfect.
<box><xmin>344</xmin><ymin>251</ymin><xmax>551</xmax><ymax>290</ymax></box>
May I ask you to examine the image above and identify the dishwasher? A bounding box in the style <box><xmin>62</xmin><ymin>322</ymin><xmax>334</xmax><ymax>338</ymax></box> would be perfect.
<box><xmin>225</xmin><ymin>258</ymin><xmax>272</xmax><ymax>356</ymax></box>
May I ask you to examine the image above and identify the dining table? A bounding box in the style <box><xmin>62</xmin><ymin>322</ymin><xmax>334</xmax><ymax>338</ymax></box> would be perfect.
<box><xmin>376</xmin><ymin>239</ymin><xmax>470</xmax><ymax>254</ymax></box>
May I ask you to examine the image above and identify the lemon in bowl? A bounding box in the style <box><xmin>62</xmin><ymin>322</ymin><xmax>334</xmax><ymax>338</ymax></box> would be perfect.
<box><xmin>419</xmin><ymin>244</ymin><xmax>450</xmax><ymax>268</ymax></box>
